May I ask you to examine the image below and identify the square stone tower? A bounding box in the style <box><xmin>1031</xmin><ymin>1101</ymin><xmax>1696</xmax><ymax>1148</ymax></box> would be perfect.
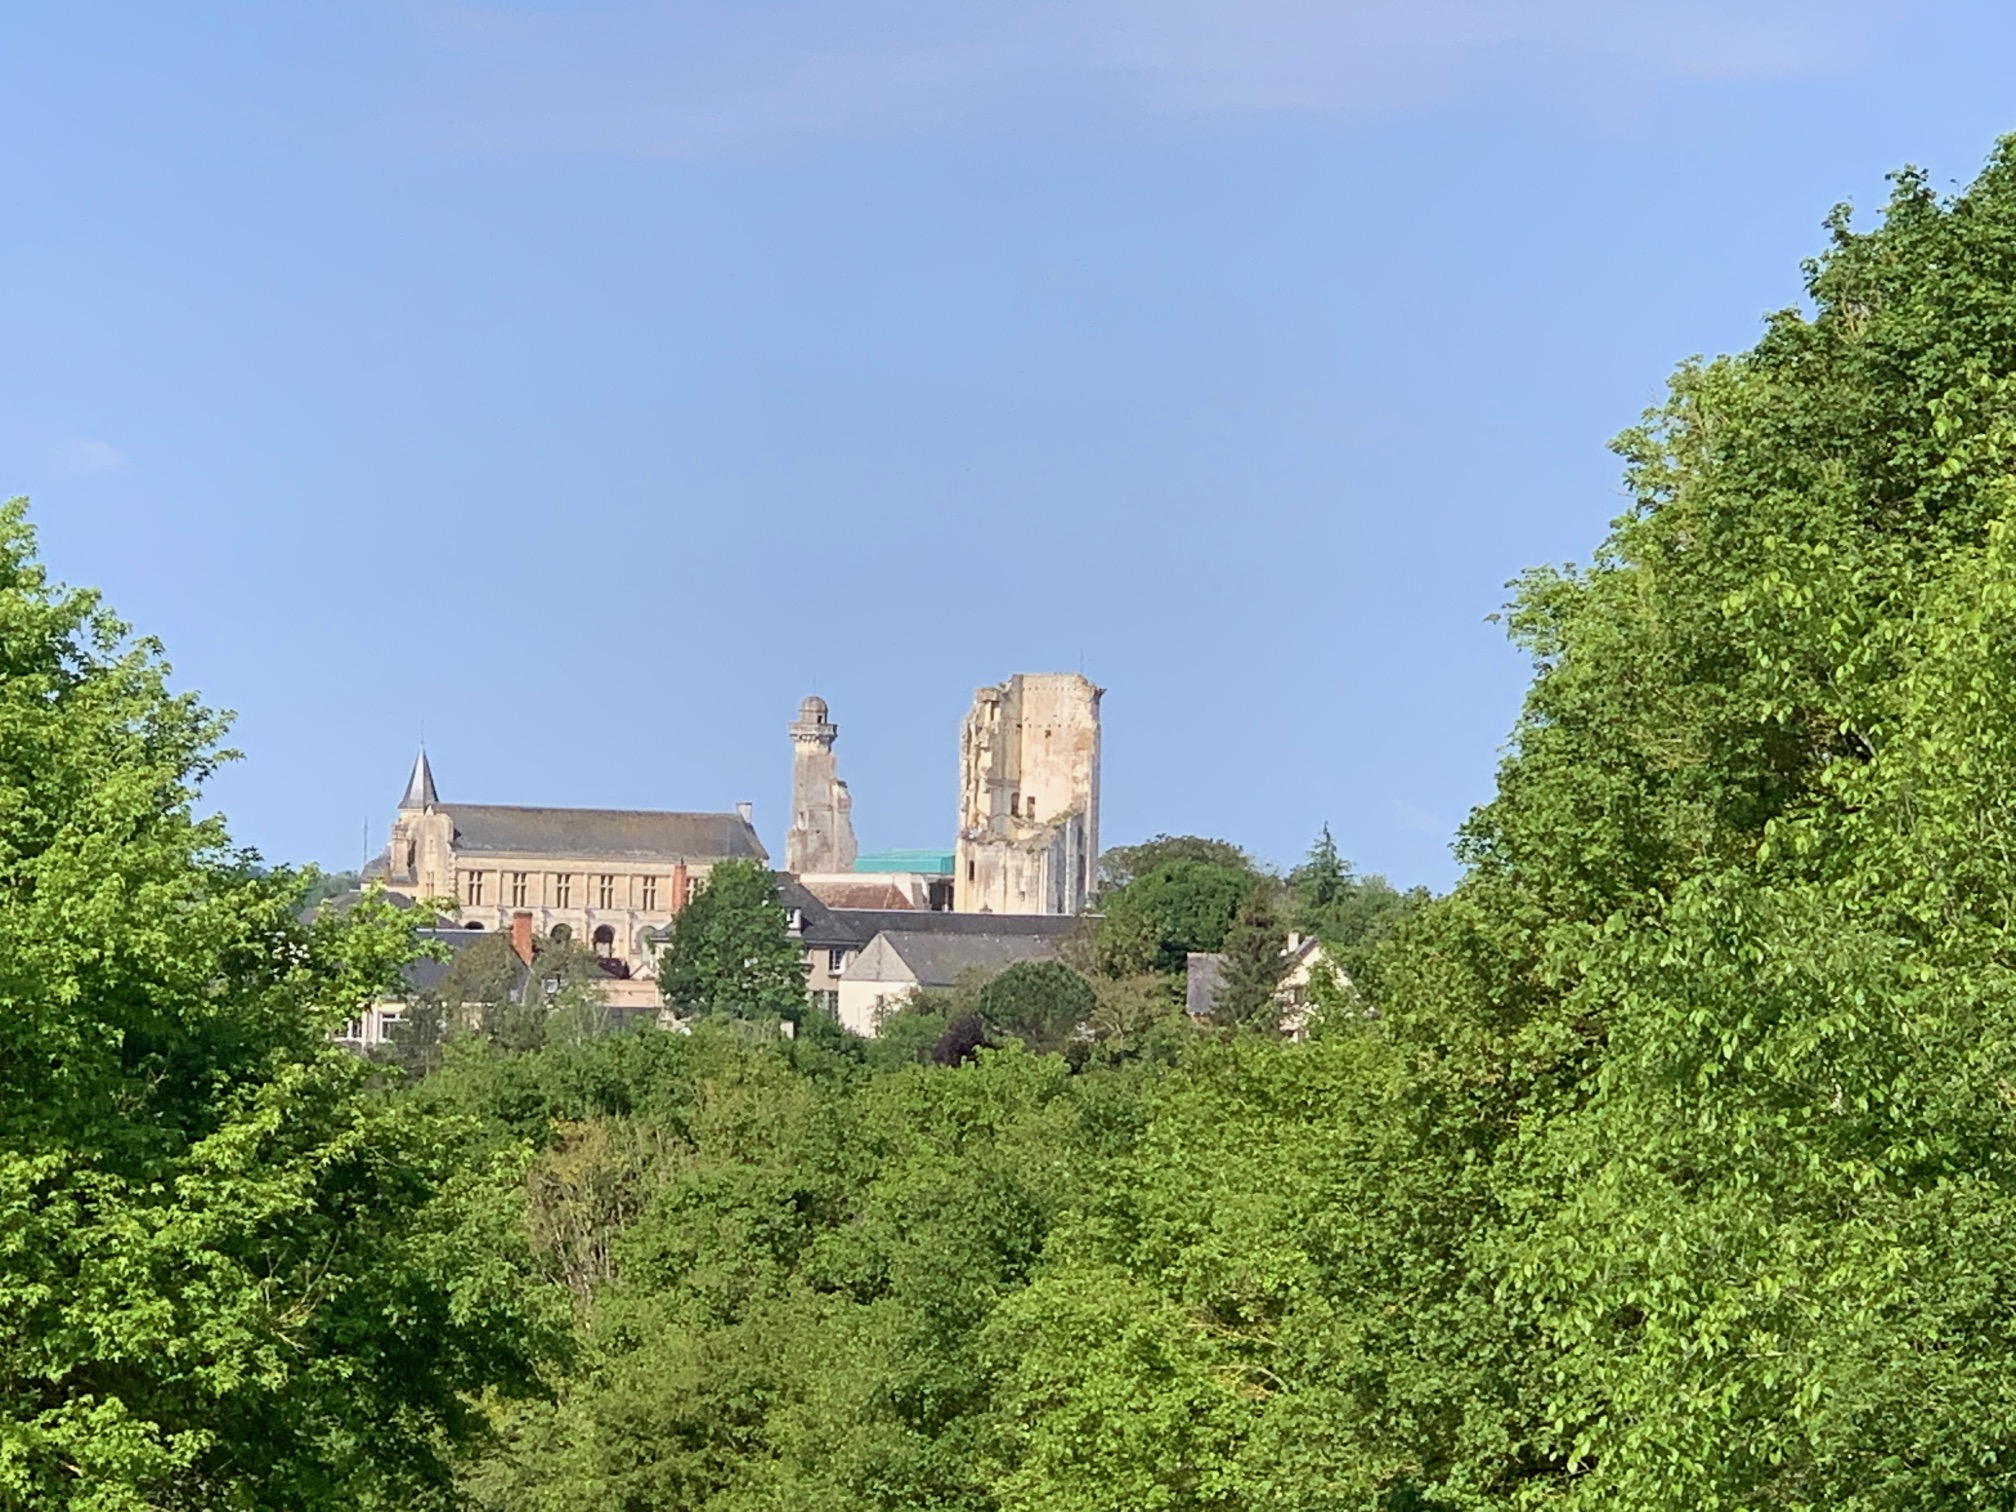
<box><xmin>953</xmin><ymin>673</ymin><xmax>1101</xmax><ymax>915</ymax></box>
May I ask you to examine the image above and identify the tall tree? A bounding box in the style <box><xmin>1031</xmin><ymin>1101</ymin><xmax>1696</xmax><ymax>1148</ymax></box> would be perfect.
<box><xmin>1209</xmin><ymin>886</ymin><xmax>1289</xmax><ymax>1031</ymax></box>
<box><xmin>0</xmin><ymin>499</ymin><xmax>556</xmax><ymax>1510</ymax></box>
<box><xmin>656</xmin><ymin>859</ymin><xmax>808</xmax><ymax>1022</ymax></box>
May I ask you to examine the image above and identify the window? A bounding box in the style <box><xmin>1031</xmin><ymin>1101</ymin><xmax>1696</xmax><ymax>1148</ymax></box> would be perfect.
<box><xmin>1010</xmin><ymin>793</ymin><xmax>1020</xmax><ymax>817</ymax></box>
<box><xmin>462</xmin><ymin>871</ymin><xmax>485</xmax><ymax>906</ymax></box>
<box><xmin>1026</xmin><ymin>797</ymin><xmax>1037</xmax><ymax>822</ymax></box>
<box><xmin>684</xmin><ymin>873</ymin><xmax>699</xmax><ymax>905</ymax></box>
<box><xmin>510</xmin><ymin>872</ymin><xmax>528</xmax><ymax>907</ymax></box>
<box><xmin>786</xmin><ymin>907</ymin><xmax>805</xmax><ymax>934</ymax></box>
<box><xmin>642</xmin><ymin>875</ymin><xmax>659</xmax><ymax>910</ymax></box>
<box><xmin>554</xmin><ymin>873</ymin><xmax>572</xmax><ymax>907</ymax></box>
<box><xmin>597</xmin><ymin>874</ymin><xmax>616</xmax><ymax>909</ymax></box>
<box><xmin>593</xmin><ymin>923</ymin><xmax>616</xmax><ymax>955</ymax></box>
<box><xmin>828</xmin><ymin>947</ymin><xmax>848</xmax><ymax>975</ymax></box>
<box><xmin>967</xmin><ymin>860</ymin><xmax>976</xmax><ymax>883</ymax></box>
<box><xmin>549</xmin><ymin>923</ymin><xmax>572</xmax><ymax>942</ymax></box>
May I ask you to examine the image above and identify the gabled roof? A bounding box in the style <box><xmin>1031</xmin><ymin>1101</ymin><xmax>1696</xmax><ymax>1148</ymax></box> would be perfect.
<box><xmin>439</xmin><ymin>804</ymin><xmax>768</xmax><ymax>863</ymax></box>
<box><xmin>848</xmin><ymin>929</ymin><xmax>1064</xmax><ymax>989</ymax></box>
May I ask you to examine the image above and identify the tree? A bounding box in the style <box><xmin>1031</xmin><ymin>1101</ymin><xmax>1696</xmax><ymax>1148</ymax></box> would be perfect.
<box><xmin>655</xmin><ymin>859</ymin><xmax>808</xmax><ymax>1022</ymax></box>
<box><xmin>1286</xmin><ymin>825</ymin><xmax>1428</xmax><ymax>1004</ymax></box>
<box><xmin>0</xmin><ymin>499</ymin><xmax>556</xmax><ymax>1510</ymax></box>
<box><xmin>1099</xmin><ymin>834</ymin><xmax>1256</xmax><ymax>890</ymax></box>
<box><xmin>1210</xmin><ymin>886</ymin><xmax>1289</xmax><ymax>1031</ymax></box>
<box><xmin>977</xmin><ymin>960</ymin><xmax>1097</xmax><ymax>1054</ymax></box>
<box><xmin>1093</xmin><ymin>859</ymin><xmax>1257</xmax><ymax>976</ymax></box>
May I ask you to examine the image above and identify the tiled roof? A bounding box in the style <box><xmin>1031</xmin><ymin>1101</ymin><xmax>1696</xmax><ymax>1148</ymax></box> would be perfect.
<box><xmin>801</xmin><ymin>879</ymin><xmax>916</xmax><ymax>910</ymax></box>
<box><xmin>440</xmin><ymin>804</ymin><xmax>768</xmax><ymax>863</ymax></box>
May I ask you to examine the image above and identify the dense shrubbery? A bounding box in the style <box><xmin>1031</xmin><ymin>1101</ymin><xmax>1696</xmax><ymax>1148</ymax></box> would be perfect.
<box><xmin>23</xmin><ymin>137</ymin><xmax>2016</xmax><ymax>1509</ymax></box>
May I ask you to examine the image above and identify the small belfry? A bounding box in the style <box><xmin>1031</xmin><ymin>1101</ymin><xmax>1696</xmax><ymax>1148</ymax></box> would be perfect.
<box><xmin>785</xmin><ymin>695</ymin><xmax>858</xmax><ymax>875</ymax></box>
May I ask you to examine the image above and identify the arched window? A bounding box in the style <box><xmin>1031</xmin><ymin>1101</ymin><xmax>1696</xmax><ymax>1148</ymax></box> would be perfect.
<box><xmin>1025</xmin><ymin>797</ymin><xmax>1037</xmax><ymax>822</ymax></box>
<box><xmin>592</xmin><ymin>923</ymin><xmax>616</xmax><ymax>956</ymax></box>
<box><xmin>549</xmin><ymin>923</ymin><xmax>572</xmax><ymax>943</ymax></box>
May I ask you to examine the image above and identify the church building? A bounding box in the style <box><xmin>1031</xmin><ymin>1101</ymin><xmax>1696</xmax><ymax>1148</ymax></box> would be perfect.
<box><xmin>366</xmin><ymin>750</ymin><xmax>767</xmax><ymax>976</ymax></box>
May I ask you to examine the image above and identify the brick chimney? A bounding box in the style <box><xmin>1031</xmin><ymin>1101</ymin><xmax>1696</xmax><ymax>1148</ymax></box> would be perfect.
<box><xmin>670</xmin><ymin>862</ymin><xmax>689</xmax><ymax>916</ymax></box>
<box><xmin>510</xmin><ymin>910</ymin><xmax>535</xmax><ymax>965</ymax></box>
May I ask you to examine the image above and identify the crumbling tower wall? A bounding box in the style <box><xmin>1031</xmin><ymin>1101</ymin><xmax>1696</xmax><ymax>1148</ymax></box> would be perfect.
<box><xmin>785</xmin><ymin>695</ymin><xmax>857</xmax><ymax>875</ymax></box>
<box><xmin>953</xmin><ymin>673</ymin><xmax>1101</xmax><ymax>915</ymax></box>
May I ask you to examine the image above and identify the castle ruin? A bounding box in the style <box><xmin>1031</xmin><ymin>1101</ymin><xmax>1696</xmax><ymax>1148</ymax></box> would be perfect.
<box><xmin>785</xmin><ymin>695</ymin><xmax>857</xmax><ymax>875</ymax></box>
<box><xmin>953</xmin><ymin>673</ymin><xmax>1101</xmax><ymax>915</ymax></box>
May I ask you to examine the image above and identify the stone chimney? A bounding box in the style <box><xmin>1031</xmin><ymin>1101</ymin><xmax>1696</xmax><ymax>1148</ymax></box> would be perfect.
<box><xmin>670</xmin><ymin>862</ymin><xmax>689</xmax><ymax>916</ymax></box>
<box><xmin>510</xmin><ymin>911</ymin><xmax>535</xmax><ymax>966</ymax></box>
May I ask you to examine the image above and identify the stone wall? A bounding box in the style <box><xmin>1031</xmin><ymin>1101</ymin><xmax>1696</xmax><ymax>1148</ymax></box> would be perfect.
<box><xmin>952</xmin><ymin>672</ymin><xmax>1101</xmax><ymax>915</ymax></box>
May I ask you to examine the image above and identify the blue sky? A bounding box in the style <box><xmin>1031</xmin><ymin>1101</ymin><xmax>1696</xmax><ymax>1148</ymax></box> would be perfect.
<box><xmin>5</xmin><ymin>2</ymin><xmax>2015</xmax><ymax>888</ymax></box>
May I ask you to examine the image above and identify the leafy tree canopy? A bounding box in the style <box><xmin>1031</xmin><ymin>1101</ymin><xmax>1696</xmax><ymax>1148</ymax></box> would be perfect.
<box><xmin>1094</xmin><ymin>859</ymin><xmax>1258</xmax><ymax>976</ymax></box>
<box><xmin>1099</xmin><ymin>833</ymin><xmax>1258</xmax><ymax>890</ymax></box>
<box><xmin>655</xmin><ymin>858</ymin><xmax>808</xmax><ymax>1022</ymax></box>
<box><xmin>0</xmin><ymin>499</ymin><xmax>558</xmax><ymax>1511</ymax></box>
<box><xmin>976</xmin><ymin>959</ymin><xmax>1097</xmax><ymax>1054</ymax></box>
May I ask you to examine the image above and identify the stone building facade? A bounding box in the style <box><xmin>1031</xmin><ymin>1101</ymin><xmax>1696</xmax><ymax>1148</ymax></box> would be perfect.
<box><xmin>952</xmin><ymin>673</ymin><xmax>1101</xmax><ymax>916</ymax></box>
<box><xmin>369</xmin><ymin>750</ymin><xmax>767</xmax><ymax>976</ymax></box>
<box><xmin>783</xmin><ymin>695</ymin><xmax>857</xmax><ymax>875</ymax></box>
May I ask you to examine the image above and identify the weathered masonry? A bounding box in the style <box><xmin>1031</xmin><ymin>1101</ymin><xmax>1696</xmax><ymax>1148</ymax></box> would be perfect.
<box><xmin>784</xmin><ymin>695</ymin><xmax>857</xmax><ymax>875</ymax></box>
<box><xmin>369</xmin><ymin>749</ymin><xmax>765</xmax><ymax>975</ymax></box>
<box><xmin>952</xmin><ymin>672</ymin><xmax>1101</xmax><ymax>915</ymax></box>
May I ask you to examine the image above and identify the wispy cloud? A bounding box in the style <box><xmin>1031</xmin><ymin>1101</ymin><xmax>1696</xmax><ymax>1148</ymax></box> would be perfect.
<box><xmin>393</xmin><ymin>0</ymin><xmax>1909</xmax><ymax>155</ymax></box>
<box><xmin>59</xmin><ymin>438</ymin><xmax>126</xmax><ymax>475</ymax></box>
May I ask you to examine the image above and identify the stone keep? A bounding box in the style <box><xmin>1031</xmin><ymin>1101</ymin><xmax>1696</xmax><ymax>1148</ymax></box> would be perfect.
<box><xmin>953</xmin><ymin>673</ymin><xmax>1101</xmax><ymax>915</ymax></box>
<box><xmin>785</xmin><ymin>695</ymin><xmax>857</xmax><ymax>875</ymax></box>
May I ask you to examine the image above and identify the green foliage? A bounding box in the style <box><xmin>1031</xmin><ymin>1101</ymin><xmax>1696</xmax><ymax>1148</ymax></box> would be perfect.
<box><xmin>44</xmin><ymin>133</ymin><xmax>2016</xmax><ymax>1512</ymax></box>
<box><xmin>1100</xmin><ymin>834</ymin><xmax>1257</xmax><ymax>890</ymax></box>
<box><xmin>976</xmin><ymin>960</ymin><xmax>1097</xmax><ymax>1054</ymax></box>
<box><xmin>0</xmin><ymin>499</ymin><xmax>560</xmax><ymax>1511</ymax></box>
<box><xmin>1095</xmin><ymin>859</ymin><xmax>1258</xmax><ymax>976</ymax></box>
<box><xmin>1209</xmin><ymin>887</ymin><xmax>1287</xmax><ymax>1031</ymax></box>
<box><xmin>656</xmin><ymin>859</ymin><xmax>808</xmax><ymax>1023</ymax></box>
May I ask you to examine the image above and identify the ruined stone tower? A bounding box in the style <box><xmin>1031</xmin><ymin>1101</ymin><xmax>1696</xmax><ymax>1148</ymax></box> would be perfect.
<box><xmin>785</xmin><ymin>695</ymin><xmax>857</xmax><ymax>875</ymax></box>
<box><xmin>953</xmin><ymin>673</ymin><xmax>1101</xmax><ymax>915</ymax></box>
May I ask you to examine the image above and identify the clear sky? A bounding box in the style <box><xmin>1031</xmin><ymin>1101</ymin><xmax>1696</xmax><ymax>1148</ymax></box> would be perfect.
<box><xmin>7</xmin><ymin>2</ymin><xmax>2016</xmax><ymax>889</ymax></box>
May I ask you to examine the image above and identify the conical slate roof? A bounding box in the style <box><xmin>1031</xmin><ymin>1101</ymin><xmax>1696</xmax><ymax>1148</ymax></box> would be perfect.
<box><xmin>400</xmin><ymin>748</ymin><xmax>439</xmax><ymax>809</ymax></box>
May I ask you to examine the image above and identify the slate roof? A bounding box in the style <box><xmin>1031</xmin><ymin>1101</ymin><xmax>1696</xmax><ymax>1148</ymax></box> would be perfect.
<box><xmin>819</xmin><ymin>907</ymin><xmax>1081</xmax><ymax>950</ymax></box>
<box><xmin>1185</xmin><ymin>952</ymin><xmax>1226</xmax><ymax>1019</ymax></box>
<box><xmin>860</xmin><ymin>930</ymin><xmax>1065</xmax><ymax>989</ymax></box>
<box><xmin>439</xmin><ymin>804</ymin><xmax>768</xmax><ymax>863</ymax></box>
<box><xmin>401</xmin><ymin>749</ymin><xmax>440</xmax><ymax>808</ymax></box>
<box><xmin>402</xmin><ymin>926</ymin><xmax>528</xmax><ymax>1001</ymax></box>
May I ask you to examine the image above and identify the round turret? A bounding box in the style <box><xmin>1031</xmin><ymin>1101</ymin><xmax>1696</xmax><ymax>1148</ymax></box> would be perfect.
<box><xmin>798</xmin><ymin>695</ymin><xmax>829</xmax><ymax>724</ymax></box>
